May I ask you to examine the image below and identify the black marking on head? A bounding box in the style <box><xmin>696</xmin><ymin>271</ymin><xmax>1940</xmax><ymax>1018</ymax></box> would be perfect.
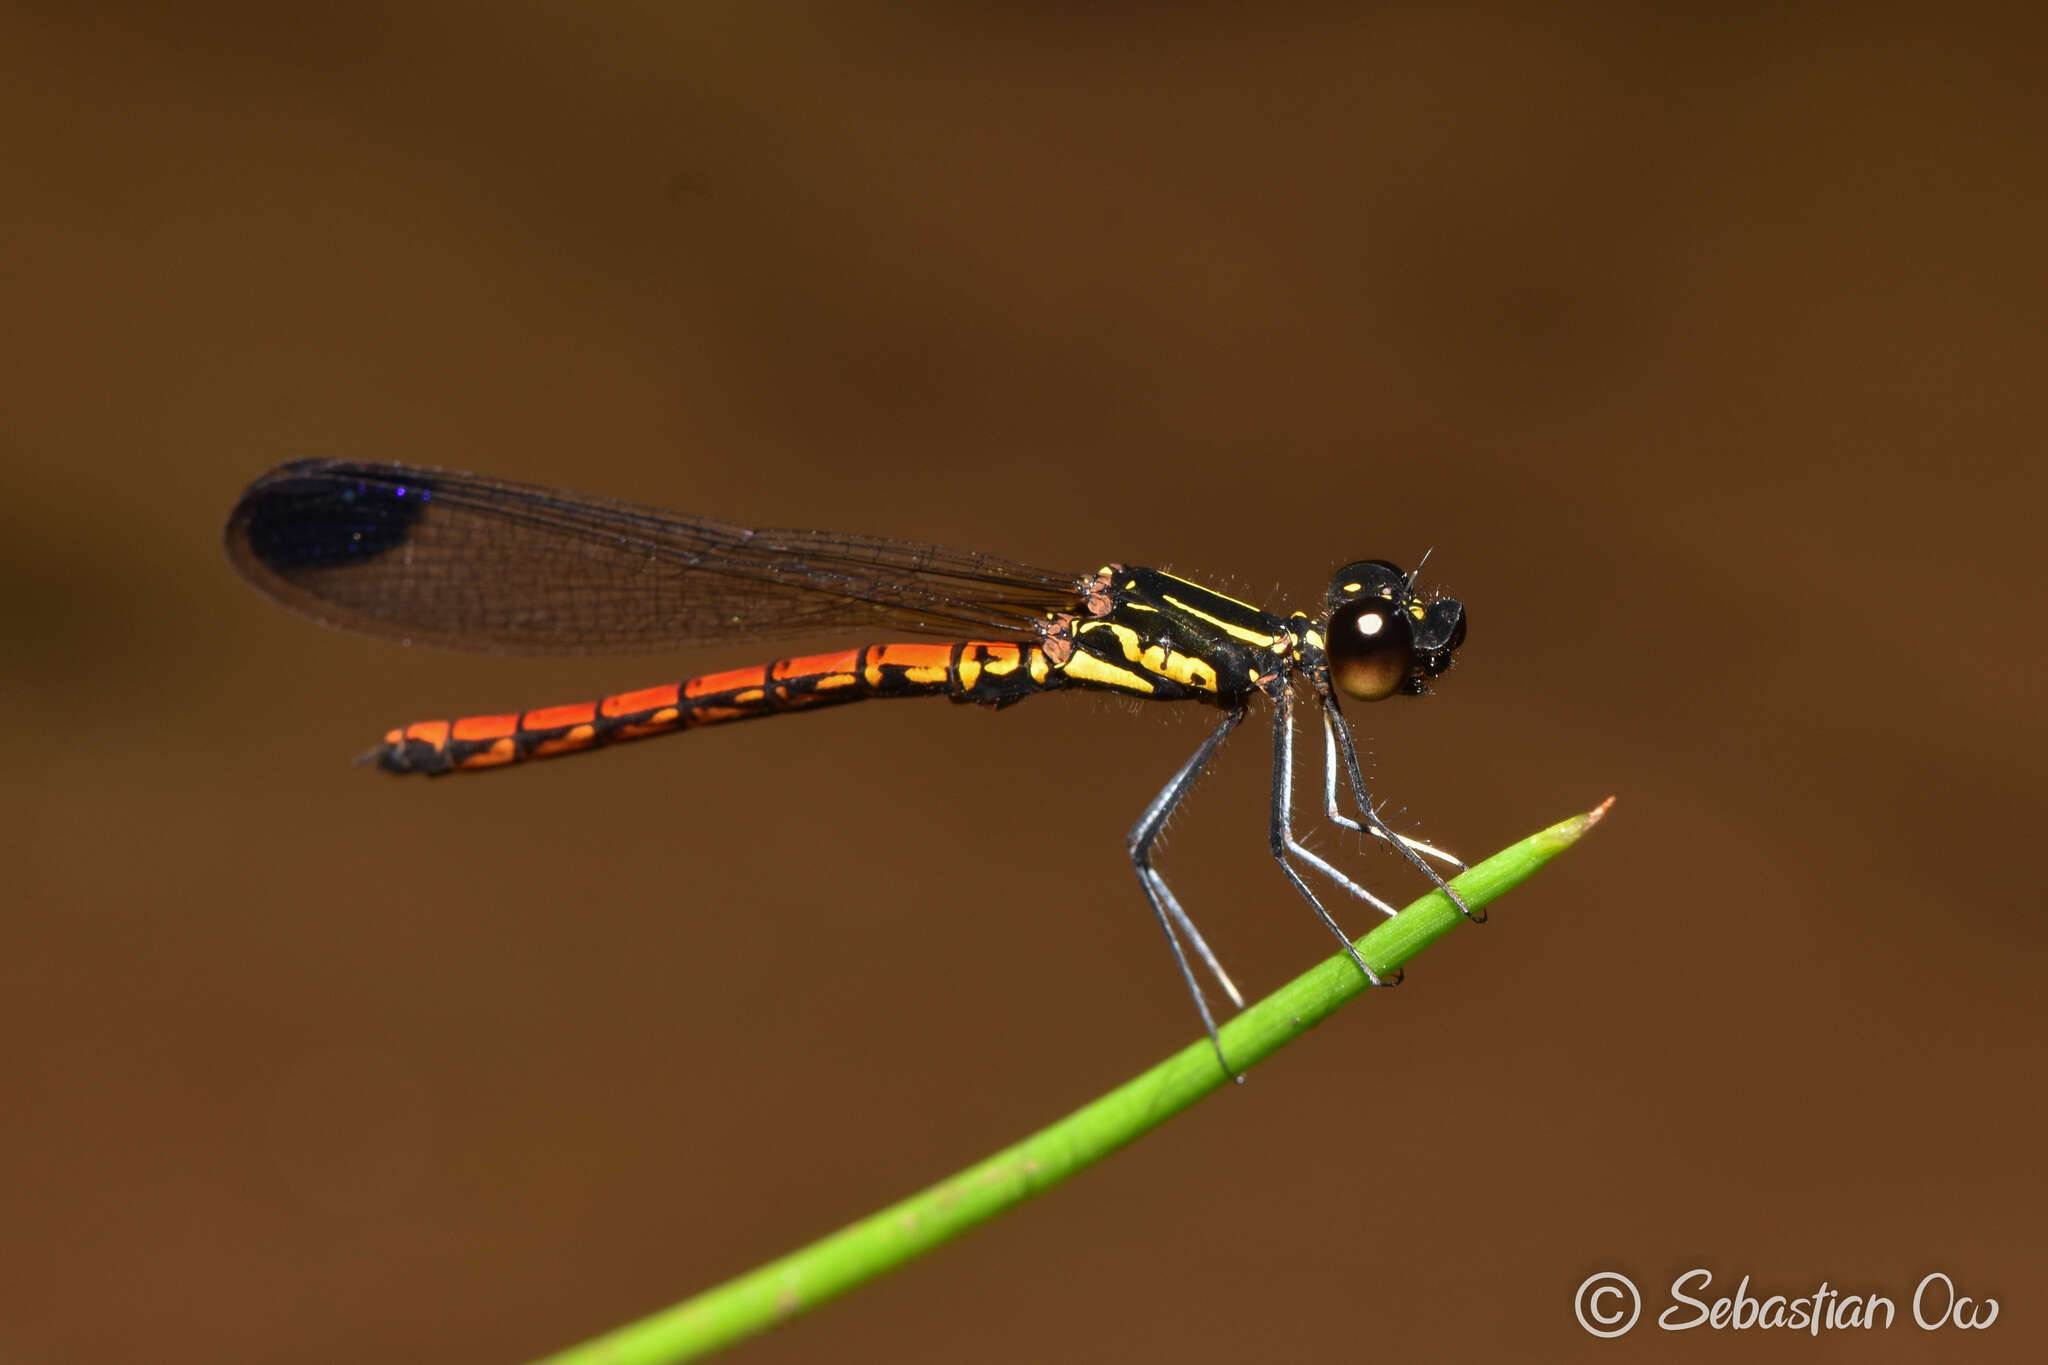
<box><xmin>1326</xmin><ymin>560</ymin><xmax>1409</xmax><ymax>611</ymax></box>
<box><xmin>1415</xmin><ymin>598</ymin><xmax>1465</xmax><ymax>657</ymax></box>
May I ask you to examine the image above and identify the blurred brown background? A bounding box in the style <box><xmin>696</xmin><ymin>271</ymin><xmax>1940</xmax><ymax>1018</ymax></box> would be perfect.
<box><xmin>4</xmin><ymin>4</ymin><xmax>2043</xmax><ymax>1362</ymax></box>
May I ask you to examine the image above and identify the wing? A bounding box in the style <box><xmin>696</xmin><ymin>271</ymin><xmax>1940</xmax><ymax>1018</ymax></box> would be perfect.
<box><xmin>224</xmin><ymin>460</ymin><xmax>1085</xmax><ymax>655</ymax></box>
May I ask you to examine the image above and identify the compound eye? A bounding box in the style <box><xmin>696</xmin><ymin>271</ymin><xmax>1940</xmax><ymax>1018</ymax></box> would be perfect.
<box><xmin>1327</xmin><ymin>598</ymin><xmax>1415</xmax><ymax>702</ymax></box>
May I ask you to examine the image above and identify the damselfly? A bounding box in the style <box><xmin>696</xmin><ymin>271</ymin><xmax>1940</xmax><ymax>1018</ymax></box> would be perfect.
<box><xmin>225</xmin><ymin>460</ymin><xmax>1471</xmax><ymax>1073</ymax></box>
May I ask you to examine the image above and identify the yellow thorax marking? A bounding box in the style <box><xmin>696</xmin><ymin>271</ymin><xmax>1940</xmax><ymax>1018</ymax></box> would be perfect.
<box><xmin>1061</xmin><ymin>651</ymin><xmax>1154</xmax><ymax>694</ymax></box>
<box><xmin>1140</xmin><ymin>644</ymin><xmax>1218</xmax><ymax>692</ymax></box>
<box><xmin>1158</xmin><ymin>592</ymin><xmax>1276</xmax><ymax>647</ymax></box>
<box><xmin>1078</xmin><ymin>619</ymin><xmax>1146</xmax><ymax>662</ymax></box>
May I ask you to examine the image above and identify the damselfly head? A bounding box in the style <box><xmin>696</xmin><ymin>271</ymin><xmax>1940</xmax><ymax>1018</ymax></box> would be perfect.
<box><xmin>1323</xmin><ymin>560</ymin><xmax>1465</xmax><ymax>701</ymax></box>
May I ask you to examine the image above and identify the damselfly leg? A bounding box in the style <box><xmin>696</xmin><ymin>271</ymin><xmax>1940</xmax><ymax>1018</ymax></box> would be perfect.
<box><xmin>1127</xmin><ymin>707</ymin><xmax>1248</xmax><ymax>1077</ymax></box>
<box><xmin>1268</xmin><ymin>685</ymin><xmax>1402</xmax><ymax>980</ymax></box>
<box><xmin>1320</xmin><ymin>698</ymin><xmax>1481</xmax><ymax>921</ymax></box>
<box><xmin>1319</xmin><ymin>709</ymin><xmax>1465</xmax><ymax>872</ymax></box>
<box><xmin>1130</xmin><ymin>689</ymin><xmax>1438</xmax><ymax>1077</ymax></box>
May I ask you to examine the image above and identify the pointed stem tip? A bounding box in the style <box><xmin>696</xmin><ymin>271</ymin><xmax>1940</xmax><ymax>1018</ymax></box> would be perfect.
<box><xmin>1533</xmin><ymin>796</ymin><xmax>1616</xmax><ymax>852</ymax></box>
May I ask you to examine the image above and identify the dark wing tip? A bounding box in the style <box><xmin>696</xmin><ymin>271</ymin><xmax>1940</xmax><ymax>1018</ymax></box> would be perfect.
<box><xmin>225</xmin><ymin>460</ymin><xmax>433</xmax><ymax>578</ymax></box>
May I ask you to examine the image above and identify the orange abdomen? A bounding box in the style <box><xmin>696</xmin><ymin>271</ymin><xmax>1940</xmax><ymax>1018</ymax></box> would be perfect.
<box><xmin>372</xmin><ymin>640</ymin><xmax>1053</xmax><ymax>775</ymax></box>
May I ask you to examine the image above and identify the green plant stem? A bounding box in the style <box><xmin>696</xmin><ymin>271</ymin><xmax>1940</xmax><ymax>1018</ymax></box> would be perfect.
<box><xmin>531</xmin><ymin>799</ymin><xmax>1612</xmax><ymax>1365</ymax></box>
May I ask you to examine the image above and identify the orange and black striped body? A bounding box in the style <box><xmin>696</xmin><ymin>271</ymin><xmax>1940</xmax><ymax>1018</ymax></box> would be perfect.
<box><xmin>375</xmin><ymin>566</ymin><xmax>1300</xmax><ymax>776</ymax></box>
<box><xmin>375</xmin><ymin>640</ymin><xmax>1064</xmax><ymax>775</ymax></box>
